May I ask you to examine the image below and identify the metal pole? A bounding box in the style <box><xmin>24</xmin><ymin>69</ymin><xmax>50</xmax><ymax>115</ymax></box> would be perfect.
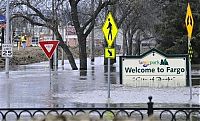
<box><xmin>90</xmin><ymin>0</ymin><xmax>95</xmax><ymax>62</ymax></box>
<box><xmin>53</xmin><ymin>34</ymin><xmax>57</xmax><ymax>70</ymax></box>
<box><xmin>49</xmin><ymin>59</ymin><xmax>51</xmax><ymax>86</ymax></box>
<box><xmin>5</xmin><ymin>0</ymin><xmax>10</xmax><ymax>74</ymax></box>
<box><xmin>66</xmin><ymin>23</ymin><xmax>68</xmax><ymax>46</ymax></box>
<box><xmin>90</xmin><ymin>26</ymin><xmax>95</xmax><ymax>62</ymax></box>
<box><xmin>61</xmin><ymin>27</ymin><xmax>65</xmax><ymax>66</ymax></box>
<box><xmin>188</xmin><ymin>38</ymin><xmax>192</xmax><ymax>100</ymax></box>
<box><xmin>61</xmin><ymin>48</ymin><xmax>64</xmax><ymax>66</ymax></box>
<box><xmin>49</xmin><ymin>59</ymin><xmax>51</xmax><ymax>80</ymax></box>
<box><xmin>52</xmin><ymin>0</ymin><xmax>58</xmax><ymax>71</ymax></box>
<box><xmin>108</xmin><ymin>58</ymin><xmax>111</xmax><ymax>99</ymax></box>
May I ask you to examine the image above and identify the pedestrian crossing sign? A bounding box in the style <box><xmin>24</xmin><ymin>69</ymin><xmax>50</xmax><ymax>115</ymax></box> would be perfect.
<box><xmin>102</xmin><ymin>12</ymin><xmax>118</xmax><ymax>47</ymax></box>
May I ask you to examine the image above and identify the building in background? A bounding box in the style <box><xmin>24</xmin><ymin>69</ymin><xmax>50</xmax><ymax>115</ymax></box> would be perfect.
<box><xmin>65</xmin><ymin>25</ymin><xmax>78</xmax><ymax>47</ymax></box>
<box><xmin>12</xmin><ymin>24</ymin><xmax>157</xmax><ymax>55</ymax></box>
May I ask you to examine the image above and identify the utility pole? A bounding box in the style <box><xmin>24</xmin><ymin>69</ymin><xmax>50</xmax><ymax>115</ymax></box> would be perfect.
<box><xmin>90</xmin><ymin>0</ymin><xmax>95</xmax><ymax>62</ymax></box>
<box><xmin>5</xmin><ymin>0</ymin><xmax>10</xmax><ymax>74</ymax></box>
<box><xmin>52</xmin><ymin>0</ymin><xmax>58</xmax><ymax>70</ymax></box>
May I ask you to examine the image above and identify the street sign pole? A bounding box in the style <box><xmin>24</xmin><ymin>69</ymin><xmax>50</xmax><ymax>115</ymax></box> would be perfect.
<box><xmin>39</xmin><ymin>40</ymin><xmax>59</xmax><ymax>83</ymax></box>
<box><xmin>49</xmin><ymin>59</ymin><xmax>51</xmax><ymax>84</ymax></box>
<box><xmin>185</xmin><ymin>3</ymin><xmax>194</xmax><ymax>100</ymax></box>
<box><xmin>107</xmin><ymin>57</ymin><xmax>110</xmax><ymax>99</ymax></box>
<box><xmin>188</xmin><ymin>38</ymin><xmax>192</xmax><ymax>100</ymax></box>
<box><xmin>102</xmin><ymin>12</ymin><xmax>118</xmax><ymax>100</ymax></box>
<box><xmin>5</xmin><ymin>0</ymin><xmax>10</xmax><ymax>74</ymax></box>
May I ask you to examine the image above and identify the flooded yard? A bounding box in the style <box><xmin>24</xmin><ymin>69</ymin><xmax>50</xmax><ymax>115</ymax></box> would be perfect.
<box><xmin>0</xmin><ymin>56</ymin><xmax>199</xmax><ymax>108</ymax></box>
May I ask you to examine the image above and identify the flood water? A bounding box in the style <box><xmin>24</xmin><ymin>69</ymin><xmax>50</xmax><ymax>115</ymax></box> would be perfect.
<box><xmin>0</xmin><ymin>56</ymin><xmax>199</xmax><ymax>108</ymax></box>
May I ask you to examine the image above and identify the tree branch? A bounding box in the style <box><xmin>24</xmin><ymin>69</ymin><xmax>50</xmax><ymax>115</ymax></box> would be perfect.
<box><xmin>84</xmin><ymin>1</ymin><xmax>111</xmax><ymax>36</ymax></box>
<box><xmin>12</xmin><ymin>13</ymin><xmax>48</xmax><ymax>28</ymax></box>
<box><xmin>14</xmin><ymin>1</ymin><xmax>51</xmax><ymax>23</ymax></box>
<box><xmin>69</xmin><ymin>0</ymin><xmax>82</xmax><ymax>35</ymax></box>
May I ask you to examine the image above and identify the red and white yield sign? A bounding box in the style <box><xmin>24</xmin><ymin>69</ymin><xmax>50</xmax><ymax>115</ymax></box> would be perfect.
<box><xmin>39</xmin><ymin>40</ymin><xmax>59</xmax><ymax>59</ymax></box>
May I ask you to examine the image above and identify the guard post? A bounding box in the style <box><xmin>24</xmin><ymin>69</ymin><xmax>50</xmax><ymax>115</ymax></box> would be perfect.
<box><xmin>147</xmin><ymin>96</ymin><xmax>154</xmax><ymax>117</ymax></box>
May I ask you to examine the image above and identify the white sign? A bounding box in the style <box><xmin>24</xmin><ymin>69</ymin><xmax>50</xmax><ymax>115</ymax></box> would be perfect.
<box><xmin>1</xmin><ymin>44</ymin><xmax>13</xmax><ymax>58</ymax></box>
<box><xmin>120</xmin><ymin>49</ymin><xmax>187</xmax><ymax>87</ymax></box>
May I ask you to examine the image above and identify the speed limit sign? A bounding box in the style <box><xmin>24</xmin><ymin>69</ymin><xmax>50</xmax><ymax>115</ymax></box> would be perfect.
<box><xmin>1</xmin><ymin>44</ymin><xmax>13</xmax><ymax>58</ymax></box>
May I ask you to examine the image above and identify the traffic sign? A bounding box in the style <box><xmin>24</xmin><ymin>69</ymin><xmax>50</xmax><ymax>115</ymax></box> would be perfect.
<box><xmin>102</xmin><ymin>12</ymin><xmax>118</xmax><ymax>47</ymax></box>
<box><xmin>1</xmin><ymin>44</ymin><xmax>13</xmax><ymax>58</ymax></box>
<box><xmin>0</xmin><ymin>15</ymin><xmax>6</xmax><ymax>24</ymax></box>
<box><xmin>105</xmin><ymin>47</ymin><xmax>116</xmax><ymax>59</ymax></box>
<box><xmin>185</xmin><ymin>3</ymin><xmax>194</xmax><ymax>39</ymax></box>
<box><xmin>39</xmin><ymin>40</ymin><xmax>59</xmax><ymax>59</ymax></box>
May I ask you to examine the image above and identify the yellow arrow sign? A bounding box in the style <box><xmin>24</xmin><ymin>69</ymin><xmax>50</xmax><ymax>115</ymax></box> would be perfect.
<box><xmin>105</xmin><ymin>48</ymin><xmax>116</xmax><ymax>59</ymax></box>
<box><xmin>185</xmin><ymin>3</ymin><xmax>194</xmax><ymax>39</ymax></box>
<box><xmin>102</xmin><ymin>12</ymin><xmax>118</xmax><ymax>47</ymax></box>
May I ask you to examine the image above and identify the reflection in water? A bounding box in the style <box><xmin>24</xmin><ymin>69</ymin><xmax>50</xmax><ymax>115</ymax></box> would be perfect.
<box><xmin>80</xmin><ymin>70</ymin><xmax>87</xmax><ymax>80</ymax></box>
<box><xmin>5</xmin><ymin>74</ymin><xmax>11</xmax><ymax>108</ymax></box>
<box><xmin>49</xmin><ymin>71</ymin><xmax>63</xmax><ymax>108</ymax></box>
<box><xmin>0</xmin><ymin>58</ymin><xmax>199</xmax><ymax>109</ymax></box>
<box><xmin>80</xmin><ymin>70</ymin><xmax>87</xmax><ymax>76</ymax></box>
<box><xmin>104</xmin><ymin>65</ymin><xmax>117</xmax><ymax>84</ymax></box>
<box><xmin>91</xmin><ymin>65</ymin><xmax>95</xmax><ymax>81</ymax></box>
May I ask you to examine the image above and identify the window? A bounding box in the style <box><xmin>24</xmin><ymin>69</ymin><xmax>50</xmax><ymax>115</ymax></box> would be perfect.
<box><xmin>32</xmin><ymin>37</ymin><xmax>39</xmax><ymax>46</ymax></box>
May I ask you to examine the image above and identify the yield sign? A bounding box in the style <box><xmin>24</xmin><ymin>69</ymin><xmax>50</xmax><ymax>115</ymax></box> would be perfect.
<box><xmin>39</xmin><ymin>40</ymin><xmax>59</xmax><ymax>59</ymax></box>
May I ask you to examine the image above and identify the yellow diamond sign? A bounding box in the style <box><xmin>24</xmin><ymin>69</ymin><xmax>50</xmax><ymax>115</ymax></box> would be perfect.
<box><xmin>102</xmin><ymin>12</ymin><xmax>118</xmax><ymax>47</ymax></box>
<box><xmin>105</xmin><ymin>48</ymin><xmax>116</xmax><ymax>59</ymax></box>
<box><xmin>185</xmin><ymin>3</ymin><xmax>194</xmax><ymax>39</ymax></box>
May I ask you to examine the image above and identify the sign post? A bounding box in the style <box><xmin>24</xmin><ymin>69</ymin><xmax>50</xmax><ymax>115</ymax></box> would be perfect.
<box><xmin>102</xmin><ymin>12</ymin><xmax>118</xmax><ymax>99</ymax></box>
<box><xmin>185</xmin><ymin>3</ymin><xmax>194</xmax><ymax>100</ymax></box>
<box><xmin>5</xmin><ymin>0</ymin><xmax>10</xmax><ymax>74</ymax></box>
<box><xmin>39</xmin><ymin>40</ymin><xmax>59</xmax><ymax>82</ymax></box>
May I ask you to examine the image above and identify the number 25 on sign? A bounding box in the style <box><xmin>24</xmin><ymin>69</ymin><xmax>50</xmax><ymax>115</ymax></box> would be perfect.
<box><xmin>1</xmin><ymin>44</ymin><xmax>13</xmax><ymax>58</ymax></box>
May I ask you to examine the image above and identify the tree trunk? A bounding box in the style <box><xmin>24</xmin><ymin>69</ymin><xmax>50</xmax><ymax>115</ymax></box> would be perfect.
<box><xmin>134</xmin><ymin>30</ymin><xmax>141</xmax><ymax>55</ymax></box>
<box><xmin>60</xmin><ymin>42</ymin><xmax>78</xmax><ymax>70</ymax></box>
<box><xmin>54</xmin><ymin>30</ymin><xmax>78</xmax><ymax>70</ymax></box>
<box><xmin>127</xmin><ymin>30</ymin><xmax>132</xmax><ymax>55</ymax></box>
<box><xmin>122</xmin><ymin>29</ymin><xmax>127</xmax><ymax>56</ymax></box>
<box><xmin>78</xmin><ymin>35</ymin><xmax>87</xmax><ymax>70</ymax></box>
<box><xmin>90</xmin><ymin>0</ymin><xmax>95</xmax><ymax>62</ymax></box>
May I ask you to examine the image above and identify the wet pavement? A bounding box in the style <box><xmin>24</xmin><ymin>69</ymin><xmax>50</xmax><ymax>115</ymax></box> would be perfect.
<box><xmin>0</xmin><ymin>56</ymin><xmax>199</xmax><ymax>108</ymax></box>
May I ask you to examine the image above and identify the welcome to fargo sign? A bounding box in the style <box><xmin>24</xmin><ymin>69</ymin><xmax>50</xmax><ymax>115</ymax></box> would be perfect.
<box><xmin>119</xmin><ymin>49</ymin><xmax>187</xmax><ymax>87</ymax></box>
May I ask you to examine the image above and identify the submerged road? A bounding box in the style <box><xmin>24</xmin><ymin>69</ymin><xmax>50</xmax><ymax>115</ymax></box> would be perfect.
<box><xmin>0</xmin><ymin>56</ymin><xmax>199</xmax><ymax>108</ymax></box>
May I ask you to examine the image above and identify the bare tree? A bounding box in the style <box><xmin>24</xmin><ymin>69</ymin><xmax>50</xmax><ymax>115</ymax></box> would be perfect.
<box><xmin>11</xmin><ymin>0</ymin><xmax>78</xmax><ymax>70</ymax></box>
<box><xmin>69</xmin><ymin>0</ymin><xmax>116</xmax><ymax>70</ymax></box>
<box><xmin>120</xmin><ymin>0</ymin><xmax>162</xmax><ymax>55</ymax></box>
